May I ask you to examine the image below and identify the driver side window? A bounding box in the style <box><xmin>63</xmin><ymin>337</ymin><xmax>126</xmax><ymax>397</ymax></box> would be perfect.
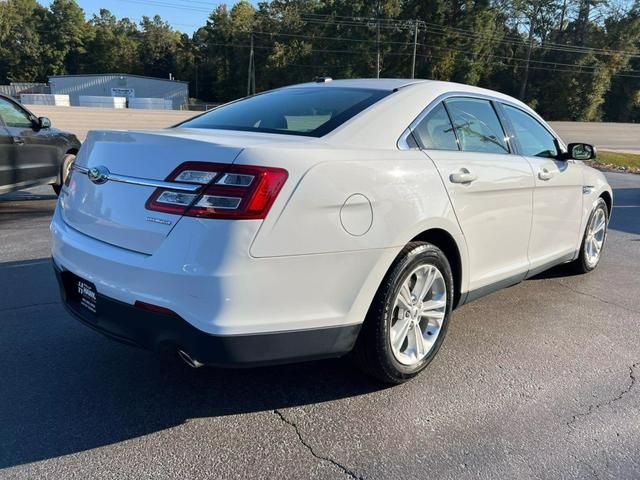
<box><xmin>0</xmin><ymin>98</ymin><xmax>33</xmax><ymax>128</ymax></box>
<box><xmin>502</xmin><ymin>104</ymin><xmax>558</xmax><ymax>158</ymax></box>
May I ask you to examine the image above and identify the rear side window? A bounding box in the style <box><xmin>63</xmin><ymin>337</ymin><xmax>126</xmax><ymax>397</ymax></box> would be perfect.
<box><xmin>444</xmin><ymin>98</ymin><xmax>509</xmax><ymax>154</ymax></box>
<box><xmin>502</xmin><ymin>104</ymin><xmax>558</xmax><ymax>158</ymax></box>
<box><xmin>412</xmin><ymin>103</ymin><xmax>458</xmax><ymax>150</ymax></box>
<box><xmin>178</xmin><ymin>87</ymin><xmax>391</xmax><ymax>137</ymax></box>
<box><xmin>0</xmin><ymin>98</ymin><xmax>32</xmax><ymax>128</ymax></box>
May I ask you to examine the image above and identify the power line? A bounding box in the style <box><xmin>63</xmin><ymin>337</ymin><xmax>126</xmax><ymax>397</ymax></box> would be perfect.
<box><xmin>300</xmin><ymin>13</ymin><xmax>640</xmax><ymax>57</ymax></box>
<box><xmin>115</xmin><ymin>0</ymin><xmax>640</xmax><ymax>57</ymax></box>
<box><xmin>200</xmin><ymin>39</ymin><xmax>640</xmax><ymax>79</ymax></box>
<box><xmin>231</xmin><ymin>30</ymin><xmax>640</xmax><ymax>76</ymax></box>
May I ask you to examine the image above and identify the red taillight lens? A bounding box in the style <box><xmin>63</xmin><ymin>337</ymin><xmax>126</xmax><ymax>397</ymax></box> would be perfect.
<box><xmin>134</xmin><ymin>300</ymin><xmax>179</xmax><ymax>317</ymax></box>
<box><xmin>145</xmin><ymin>162</ymin><xmax>288</xmax><ymax>220</ymax></box>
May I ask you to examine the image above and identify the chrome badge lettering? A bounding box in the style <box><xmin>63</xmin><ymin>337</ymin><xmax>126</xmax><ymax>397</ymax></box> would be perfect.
<box><xmin>146</xmin><ymin>216</ymin><xmax>172</xmax><ymax>226</ymax></box>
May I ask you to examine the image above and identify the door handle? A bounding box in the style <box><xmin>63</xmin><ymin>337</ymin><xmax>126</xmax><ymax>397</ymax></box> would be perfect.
<box><xmin>538</xmin><ymin>168</ymin><xmax>553</xmax><ymax>181</ymax></box>
<box><xmin>12</xmin><ymin>137</ymin><xmax>25</xmax><ymax>146</ymax></box>
<box><xmin>449</xmin><ymin>168</ymin><xmax>477</xmax><ymax>184</ymax></box>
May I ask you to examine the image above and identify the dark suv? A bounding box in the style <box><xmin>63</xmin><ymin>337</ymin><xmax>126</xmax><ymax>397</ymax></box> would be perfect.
<box><xmin>0</xmin><ymin>94</ymin><xmax>81</xmax><ymax>195</ymax></box>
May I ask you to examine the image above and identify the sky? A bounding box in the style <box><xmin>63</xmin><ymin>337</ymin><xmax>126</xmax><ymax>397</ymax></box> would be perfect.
<box><xmin>37</xmin><ymin>0</ymin><xmax>637</xmax><ymax>34</ymax></box>
<box><xmin>39</xmin><ymin>0</ymin><xmax>238</xmax><ymax>33</ymax></box>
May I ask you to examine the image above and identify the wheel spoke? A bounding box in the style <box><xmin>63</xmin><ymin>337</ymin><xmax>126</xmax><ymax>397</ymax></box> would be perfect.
<box><xmin>416</xmin><ymin>266</ymin><xmax>436</xmax><ymax>302</ymax></box>
<box><xmin>396</xmin><ymin>278</ymin><xmax>415</xmax><ymax>310</ymax></box>
<box><xmin>593</xmin><ymin>238</ymin><xmax>601</xmax><ymax>255</ymax></box>
<box><xmin>391</xmin><ymin>317</ymin><xmax>412</xmax><ymax>352</ymax></box>
<box><xmin>420</xmin><ymin>299</ymin><xmax>446</xmax><ymax>321</ymax></box>
<box><xmin>396</xmin><ymin>289</ymin><xmax>412</xmax><ymax>310</ymax></box>
<box><xmin>413</xmin><ymin>324</ymin><xmax>426</xmax><ymax>358</ymax></box>
<box><xmin>594</xmin><ymin>217</ymin><xmax>606</xmax><ymax>234</ymax></box>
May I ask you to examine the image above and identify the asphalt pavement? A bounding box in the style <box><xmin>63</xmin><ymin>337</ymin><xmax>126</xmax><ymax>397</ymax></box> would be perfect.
<box><xmin>0</xmin><ymin>172</ymin><xmax>639</xmax><ymax>479</ymax></box>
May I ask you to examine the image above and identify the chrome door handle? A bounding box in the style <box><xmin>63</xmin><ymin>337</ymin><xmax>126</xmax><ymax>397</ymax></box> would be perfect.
<box><xmin>12</xmin><ymin>137</ymin><xmax>25</xmax><ymax>146</ymax></box>
<box><xmin>538</xmin><ymin>168</ymin><xmax>553</xmax><ymax>181</ymax></box>
<box><xmin>449</xmin><ymin>168</ymin><xmax>477</xmax><ymax>184</ymax></box>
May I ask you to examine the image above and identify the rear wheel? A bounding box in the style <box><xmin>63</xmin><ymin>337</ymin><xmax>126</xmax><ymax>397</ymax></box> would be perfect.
<box><xmin>573</xmin><ymin>198</ymin><xmax>608</xmax><ymax>273</ymax></box>
<box><xmin>354</xmin><ymin>241</ymin><xmax>454</xmax><ymax>384</ymax></box>
<box><xmin>52</xmin><ymin>153</ymin><xmax>76</xmax><ymax>196</ymax></box>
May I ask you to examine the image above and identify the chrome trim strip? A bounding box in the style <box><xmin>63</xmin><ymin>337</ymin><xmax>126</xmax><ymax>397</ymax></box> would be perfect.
<box><xmin>397</xmin><ymin>91</ymin><xmax>565</xmax><ymax>152</ymax></box>
<box><xmin>70</xmin><ymin>164</ymin><xmax>201</xmax><ymax>192</ymax></box>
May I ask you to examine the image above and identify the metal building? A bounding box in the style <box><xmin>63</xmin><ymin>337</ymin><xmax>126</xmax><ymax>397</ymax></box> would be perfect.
<box><xmin>48</xmin><ymin>74</ymin><xmax>189</xmax><ymax>110</ymax></box>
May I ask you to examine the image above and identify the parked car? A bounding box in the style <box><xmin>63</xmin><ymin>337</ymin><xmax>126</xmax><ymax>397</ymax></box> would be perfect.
<box><xmin>0</xmin><ymin>94</ymin><xmax>80</xmax><ymax>195</ymax></box>
<box><xmin>51</xmin><ymin>79</ymin><xmax>612</xmax><ymax>384</ymax></box>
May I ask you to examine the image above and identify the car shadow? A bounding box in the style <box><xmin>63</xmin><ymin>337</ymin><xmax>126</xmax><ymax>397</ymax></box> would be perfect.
<box><xmin>0</xmin><ymin>259</ymin><xmax>385</xmax><ymax>469</ymax></box>
<box><xmin>0</xmin><ymin>191</ymin><xmax>58</xmax><ymax>202</ymax></box>
<box><xmin>2</xmin><ymin>183</ymin><xmax>637</xmax><ymax>469</ymax></box>
<box><xmin>529</xmin><ymin>262</ymin><xmax>582</xmax><ymax>280</ymax></box>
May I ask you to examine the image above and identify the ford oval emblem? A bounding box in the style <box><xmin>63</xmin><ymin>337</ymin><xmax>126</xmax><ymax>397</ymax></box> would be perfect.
<box><xmin>88</xmin><ymin>166</ymin><xmax>110</xmax><ymax>185</ymax></box>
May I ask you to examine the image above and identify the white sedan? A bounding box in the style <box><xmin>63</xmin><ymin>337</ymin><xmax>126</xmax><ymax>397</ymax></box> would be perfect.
<box><xmin>51</xmin><ymin>79</ymin><xmax>612</xmax><ymax>383</ymax></box>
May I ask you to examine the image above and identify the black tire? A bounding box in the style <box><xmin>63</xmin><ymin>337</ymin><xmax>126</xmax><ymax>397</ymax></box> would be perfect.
<box><xmin>52</xmin><ymin>153</ymin><xmax>76</xmax><ymax>196</ymax></box>
<box><xmin>572</xmin><ymin>197</ymin><xmax>609</xmax><ymax>274</ymax></box>
<box><xmin>353</xmin><ymin>241</ymin><xmax>454</xmax><ymax>384</ymax></box>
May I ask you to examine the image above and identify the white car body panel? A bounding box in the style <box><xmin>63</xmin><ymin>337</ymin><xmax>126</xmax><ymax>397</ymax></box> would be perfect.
<box><xmin>425</xmin><ymin>149</ymin><xmax>534</xmax><ymax>291</ymax></box>
<box><xmin>52</xmin><ymin>206</ymin><xmax>392</xmax><ymax>335</ymax></box>
<box><xmin>524</xmin><ymin>157</ymin><xmax>584</xmax><ymax>270</ymax></box>
<box><xmin>50</xmin><ymin>78</ymin><xmax>613</xmax><ymax>364</ymax></box>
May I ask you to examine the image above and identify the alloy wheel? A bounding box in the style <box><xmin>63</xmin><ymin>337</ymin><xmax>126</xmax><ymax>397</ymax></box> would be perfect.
<box><xmin>585</xmin><ymin>206</ymin><xmax>606</xmax><ymax>267</ymax></box>
<box><xmin>389</xmin><ymin>264</ymin><xmax>447</xmax><ymax>366</ymax></box>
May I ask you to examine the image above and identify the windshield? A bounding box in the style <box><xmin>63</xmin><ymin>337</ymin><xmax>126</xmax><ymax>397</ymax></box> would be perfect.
<box><xmin>177</xmin><ymin>87</ymin><xmax>391</xmax><ymax>137</ymax></box>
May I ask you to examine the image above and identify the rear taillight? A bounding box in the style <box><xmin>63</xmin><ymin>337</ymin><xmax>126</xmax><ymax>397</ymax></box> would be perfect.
<box><xmin>146</xmin><ymin>162</ymin><xmax>288</xmax><ymax>220</ymax></box>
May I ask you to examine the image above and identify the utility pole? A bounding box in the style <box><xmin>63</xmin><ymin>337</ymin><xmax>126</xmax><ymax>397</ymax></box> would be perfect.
<box><xmin>195</xmin><ymin>63</ymin><xmax>199</xmax><ymax>100</ymax></box>
<box><xmin>376</xmin><ymin>20</ymin><xmax>380</xmax><ymax>78</ymax></box>
<box><xmin>411</xmin><ymin>19</ymin><xmax>419</xmax><ymax>79</ymax></box>
<box><xmin>519</xmin><ymin>15</ymin><xmax>535</xmax><ymax>101</ymax></box>
<box><xmin>247</xmin><ymin>32</ymin><xmax>255</xmax><ymax>96</ymax></box>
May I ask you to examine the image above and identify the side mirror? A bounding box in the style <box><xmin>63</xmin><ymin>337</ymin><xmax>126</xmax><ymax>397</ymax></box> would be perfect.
<box><xmin>38</xmin><ymin>117</ymin><xmax>51</xmax><ymax>129</ymax></box>
<box><xmin>567</xmin><ymin>142</ymin><xmax>596</xmax><ymax>161</ymax></box>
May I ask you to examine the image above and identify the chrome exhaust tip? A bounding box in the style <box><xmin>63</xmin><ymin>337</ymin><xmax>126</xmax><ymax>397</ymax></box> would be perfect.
<box><xmin>178</xmin><ymin>349</ymin><xmax>204</xmax><ymax>369</ymax></box>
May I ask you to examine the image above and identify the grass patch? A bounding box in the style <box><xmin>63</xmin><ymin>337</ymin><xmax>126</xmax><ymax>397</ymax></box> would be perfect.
<box><xmin>596</xmin><ymin>150</ymin><xmax>640</xmax><ymax>170</ymax></box>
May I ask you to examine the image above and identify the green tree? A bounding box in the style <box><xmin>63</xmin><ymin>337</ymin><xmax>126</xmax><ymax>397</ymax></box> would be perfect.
<box><xmin>138</xmin><ymin>15</ymin><xmax>180</xmax><ymax>78</ymax></box>
<box><xmin>0</xmin><ymin>0</ymin><xmax>47</xmax><ymax>82</ymax></box>
<box><xmin>41</xmin><ymin>0</ymin><xmax>93</xmax><ymax>75</ymax></box>
<box><xmin>85</xmin><ymin>10</ymin><xmax>141</xmax><ymax>74</ymax></box>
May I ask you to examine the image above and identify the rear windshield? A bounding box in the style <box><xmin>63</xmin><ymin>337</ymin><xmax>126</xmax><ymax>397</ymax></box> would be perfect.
<box><xmin>177</xmin><ymin>87</ymin><xmax>391</xmax><ymax>137</ymax></box>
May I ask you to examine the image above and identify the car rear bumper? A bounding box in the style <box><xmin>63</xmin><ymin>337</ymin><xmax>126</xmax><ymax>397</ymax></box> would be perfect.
<box><xmin>53</xmin><ymin>263</ymin><xmax>360</xmax><ymax>366</ymax></box>
<box><xmin>50</xmin><ymin>204</ymin><xmax>386</xmax><ymax>336</ymax></box>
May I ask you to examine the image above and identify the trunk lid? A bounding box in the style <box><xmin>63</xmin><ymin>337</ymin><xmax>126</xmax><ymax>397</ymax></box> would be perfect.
<box><xmin>60</xmin><ymin>129</ymin><xmax>244</xmax><ymax>254</ymax></box>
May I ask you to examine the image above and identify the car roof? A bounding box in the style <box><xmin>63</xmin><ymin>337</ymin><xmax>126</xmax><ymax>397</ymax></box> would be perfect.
<box><xmin>286</xmin><ymin>78</ymin><xmax>431</xmax><ymax>91</ymax></box>
<box><xmin>320</xmin><ymin>79</ymin><xmax>556</xmax><ymax>149</ymax></box>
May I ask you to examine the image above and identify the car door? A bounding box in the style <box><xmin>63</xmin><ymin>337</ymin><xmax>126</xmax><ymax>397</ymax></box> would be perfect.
<box><xmin>499</xmin><ymin>104</ymin><xmax>583</xmax><ymax>272</ymax></box>
<box><xmin>411</xmin><ymin>97</ymin><xmax>535</xmax><ymax>295</ymax></box>
<box><xmin>0</xmin><ymin>118</ymin><xmax>17</xmax><ymax>192</ymax></box>
<box><xmin>0</xmin><ymin>97</ymin><xmax>59</xmax><ymax>188</ymax></box>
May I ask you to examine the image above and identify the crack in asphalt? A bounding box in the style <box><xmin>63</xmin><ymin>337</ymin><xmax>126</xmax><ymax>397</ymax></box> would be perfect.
<box><xmin>0</xmin><ymin>301</ymin><xmax>61</xmax><ymax>314</ymax></box>
<box><xmin>273</xmin><ymin>410</ymin><xmax>363</xmax><ymax>479</ymax></box>
<box><xmin>553</xmin><ymin>280</ymin><xmax>640</xmax><ymax>315</ymax></box>
<box><xmin>567</xmin><ymin>363</ymin><xmax>638</xmax><ymax>427</ymax></box>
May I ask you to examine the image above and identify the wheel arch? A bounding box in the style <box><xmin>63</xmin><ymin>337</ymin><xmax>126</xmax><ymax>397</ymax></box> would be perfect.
<box><xmin>56</xmin><ymin>149</ymin><xmax>78</xmax><ymax>185</ymax></box>
<box><xmin>410</xmin><ymin>228</ymin><xmax>464</xmax><ymax>309</ymax></box>
<box><xmin>600</xmin><ymin>190</ymin><xmax>612</xmax><ymax>215</ymax></box>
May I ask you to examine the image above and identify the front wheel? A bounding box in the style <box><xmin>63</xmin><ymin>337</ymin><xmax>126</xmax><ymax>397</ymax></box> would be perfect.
<box><xmin>354</xmin><ymin>241</ymin><xmax>454</xmax><ymax>384</ymax></box>
<box><xmin>572</xmin><ymin>197</ymin><xmax>609</xmax><ymax>273</ymax></box>
<box><xmin>52</xmin><ymin>153</ymin><xmax>76</xmax><ymax>196</ymax></box>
